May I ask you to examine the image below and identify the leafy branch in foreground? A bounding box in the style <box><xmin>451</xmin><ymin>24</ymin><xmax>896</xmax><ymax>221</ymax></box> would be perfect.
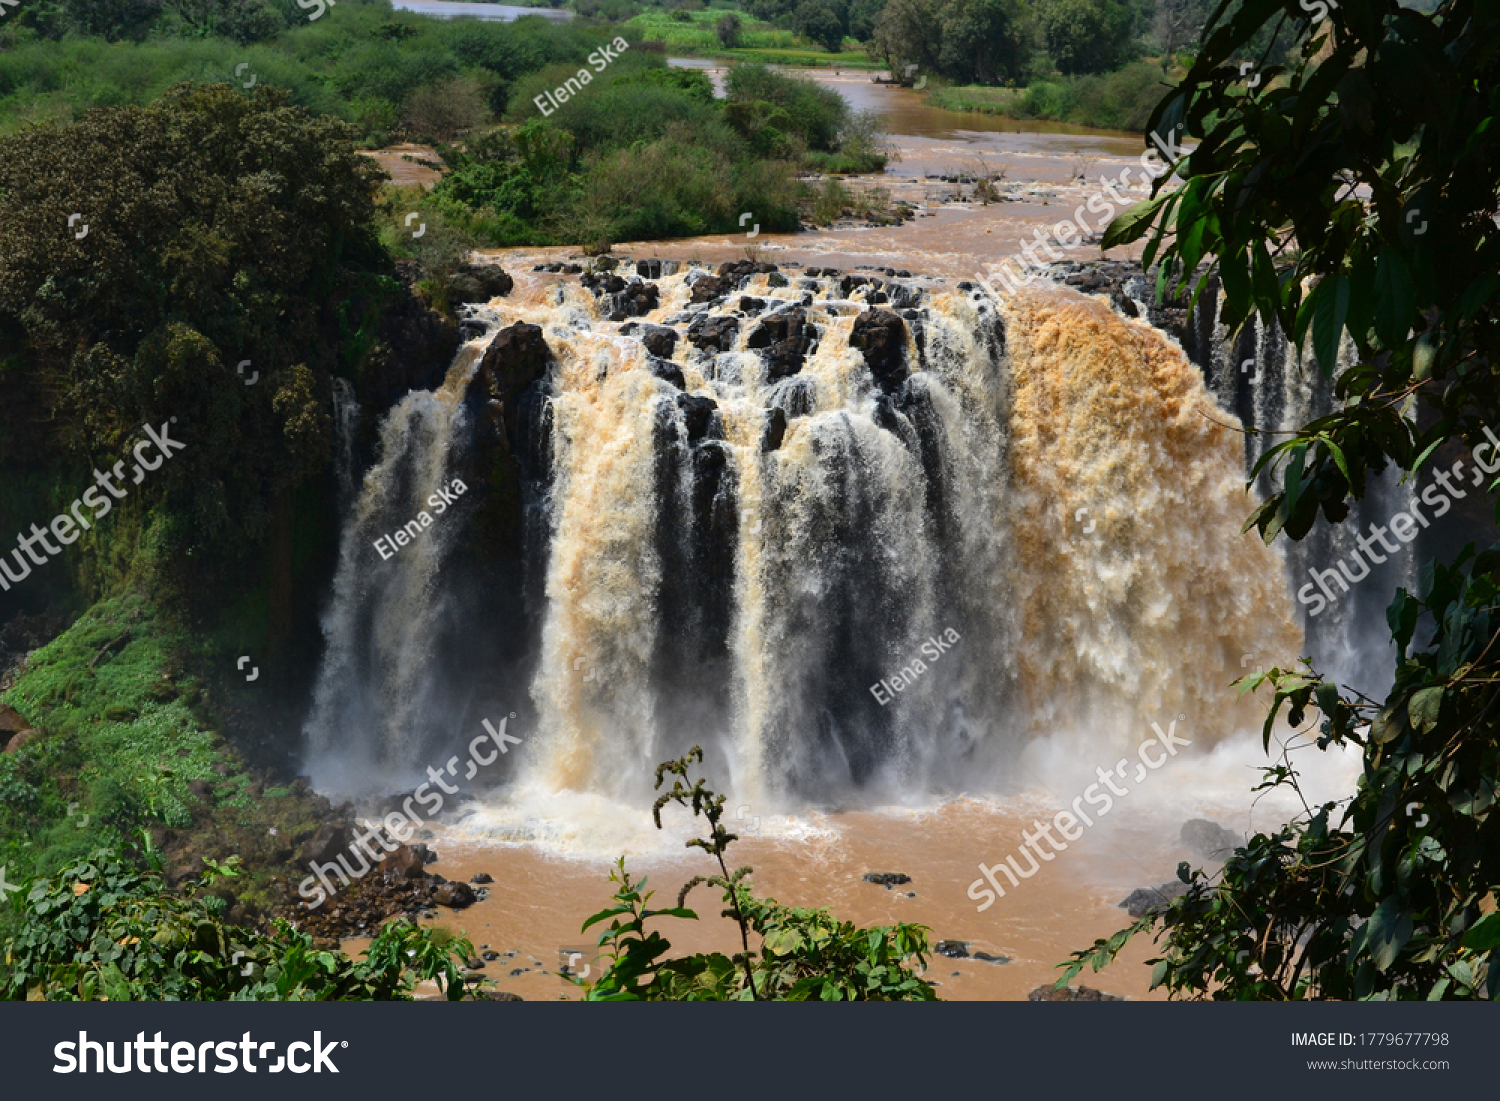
<box><xmin>571</xmin><ymin>747</ymin><xmax>937</xmax><ymax>1001</ymax></box>
<box><xmin>1060</xmin><ymin>545</ymin><xmax>1500</xmax><ymax>999</ymax></box>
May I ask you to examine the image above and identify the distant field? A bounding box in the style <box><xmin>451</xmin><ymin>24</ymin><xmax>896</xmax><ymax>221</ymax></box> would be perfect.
<box><xmin>624</xmin><ymin>9</ymin><xmax>876</xmax><ymax>65</ymax></box>
<box><xmin>625</xmin><ymin>9</ymin><xmax>799</xmax><ymax>50</ymax></box>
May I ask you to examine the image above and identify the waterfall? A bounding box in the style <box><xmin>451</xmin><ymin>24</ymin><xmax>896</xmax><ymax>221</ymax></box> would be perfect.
<box><xmin>303</xmin><ymin>341</ymin><xmax>486</xmax><ymax>796</ymax></box>
<box><xmin>332</xmin><ymin>377</ymin><xmax>361</xmax><ymax>506</ymax></box>
<box><xmin>1188</xmin><ymin>301</ymin><xmax>1417</xmax><ymax>698</ymax></box>
<box><xmin>302</xmin><ymin>263</ymin><xmax>1304</xmax><ymax>813</ymax></box>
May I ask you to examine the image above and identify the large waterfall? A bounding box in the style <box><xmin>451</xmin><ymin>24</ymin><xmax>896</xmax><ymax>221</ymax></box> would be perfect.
<box><xmin>1163</xmin><ymin>281</ymin><xmax>1418</xmax><ymax>699</ymax></box>
<box><xmin>303</xmin><ymin>261</ymin><xmax>1312</xmax><ymax>811</ymax></box>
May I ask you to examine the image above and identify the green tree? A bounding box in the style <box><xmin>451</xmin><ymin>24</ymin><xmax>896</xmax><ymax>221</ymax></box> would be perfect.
<box><xmin>938</xmin><ymin>0</ymin><xmax>1032</xmax><ymax>83</ymax></box>
<box><xmin>0</xmin><ymin>83</ymin><xmax>389</xmax><ymax>575</ymax></box>
<box><xmin>1070</xmin><ymin>0</ymin><xmax>1500</xmax><ymax>1000</ymax></box>
<box><xmin>1036</xmin><ymin>0</ymin><xmax>1139</xmax><ymax>74</ymax></box>
<box><xmin>716</xmin><ymin>10</ymin><xmax>743</xmax><ymax>46</ymax></box>
<box><xmin>865</xmin><ymin>0</ymin><xmax>945</xmax><ymax>79</ymax></box>
<box><xmin>795</xmin><ymin>0</ymin><xmax>848</xmax><ymax>51</ymax></box>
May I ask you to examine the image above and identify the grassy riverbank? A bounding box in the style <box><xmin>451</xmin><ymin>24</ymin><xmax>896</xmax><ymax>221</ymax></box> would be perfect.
<box><xmin>924</xmin><ymin>61</ymin><xmax>1168</xmax><ymax>133</ymax></box>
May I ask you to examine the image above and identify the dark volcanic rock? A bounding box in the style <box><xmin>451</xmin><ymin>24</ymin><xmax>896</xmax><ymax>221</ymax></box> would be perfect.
<box><xmin>761</xmin><ymin>407</ymin><xmax>787</xmax><ymax>452</ymax></box>
<box><xmin>447</xmin><ymin>263</ymin><xmax>514</xmax><ymax>306</ymax></box>
<box><xmin>1119</xmin><ymin>880</ymin><xmax>1189</xmax><ymax>919</ymax></box>
<box><xmin>468</xmin><ymin>322</ymin><xmax>553</xmax><ymax>447</ymax></box>
<box><xmin>640</xmin><ymin>326</ymin><xmax>679</xmax><ymax>359</ymax></box>
<box><xmin>862</xmin><ymin>871</ymin><xmax>912</xmax><ymax>887</ymax></box>
<box><xmin>1028</xmin><ymin>984</ymin><xmax>1125</xmax><ymax>1002</ymax></box>
<box><xmin>298</xmin><ymin>823</ymin><xmax>352</xmax><ymax>866</ymax></box>
<box><xmin>936</xmin><ymin>940</ymin><xmax>970</xmax><ymax>959</ymax></box>
<box><xmin>718</xmin><ymin>259</ymin><xmax>779</xmax><ymax>279</ymax></box>
<box><xmin>471</xmin><ymin>872</ymin><xmax>495</xmax><ymax>884</ymax></box>
<box><xmin>973</xmin><ymin>951</ymin><xmax>1012</xmax><ymax>964</ymax></box>
<box><xmin>747</xmin><ymin>305</ymin><xmax>817</xmax><ymax>382</ymax></box>
<box><xmin>849</xmin><ymin>309</ymin><xmax>909</xmax><ymax>390</ymax></box>
<box><xmin>690</xmin><ymin>275</ymin><xmax>732</xmax><ymax>304</ymax></box>
<box><xmin>378</xmin><ymin>845</ymin><xmax>427</xmax><ymax>880</ymax></box>
<box><xmin>360</xmin><ymin>259</ymin><xmax>461</xmax><ymax>408</ymax></box>
<box><xmin>612</xmin><ymin>281</ymin><xmax>660</xmax><ymax>320</ymax></box>
<box><xmin>648</xmin><ymin>358</ymin><xmax>686</xmax><ymax>390</ymax></box>
<box><xmin>687</xmin><ymin>314</ymin><xmax>739</xmax><ymax>354</ymax></box>
<box><xmin>581</xmin><ymin>272</ymin><xmax>626</xmax><ymax>295</ymax></box>
<box><xmin>677</xmin><ymin>394</ymin><xmax>719</xmax><ymax>442</ymax></box>
<box><xmin>1181</xmin><ymin>818</ymin><xmax>1241</xmax><ymax>860</ymax></box>
<box><xmin>636</xmin><ymin>259</ymin><xmax>663</xmax><ymax>279</ymax></box>
<box><xmin>433</xmin><ymin>881</ymin><xmax>477</xmax><ymax>909</ymax></box>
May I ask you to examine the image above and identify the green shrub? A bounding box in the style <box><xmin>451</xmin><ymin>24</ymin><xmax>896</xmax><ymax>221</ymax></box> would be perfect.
<box><xmin>3</xmin><ymin>851</ymin><xmax>473</xmax><ymax>1000</ymax></box>
<box><xmin>573</xmin><ymin>749</ymin><xmax>938</xmax><ymax>1001</ymax></box>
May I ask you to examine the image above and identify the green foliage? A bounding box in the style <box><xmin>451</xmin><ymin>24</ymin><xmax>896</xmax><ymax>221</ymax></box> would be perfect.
<box><xmin>3</xmin><ymin>850</ymin><xmax>472</xmax><ymax>1000</ymax></box>
<box><xmin>1074</xmin><ymin>0</ymin><xmax>1500</xmax><ymax>1001</ymax></box>
<box><xmin>431</xmin><ymin>62</ymin><xmax>856</xmax><ymax>245</ymax></box>
<box><xmin>0</xmin><ymin>2</ymin><xmax>623</xmax><ymax>142</ymax></box>
<box><xmin>726</xmin><ymin>62</ymin><xmax>847</xmax><ymax>150</ymax></box>
<box><xmin>1035</xmin><ymin>0</ymin><xmax>1139</xmax><ymax>74</ymax></box>
<box><xmin>716</xmin><ymin>10</ymin><xmax>744</xmax><ymax>46</ymax></box>
<box><xmin>624</xmin><ymin>7</ymin><xmax>800</xmax><ymax>50</ymax></box>
<box><xmin>0</xmin><ymin>84</ymin><xmax>387</xmax><ymax>576</ymax></box>
<box><xmin>1063</xmin><ymin>546</ymin><xmax>1500</xmax><ymax>998</ymax></box>
<box><xmin>0</xmin><ymin>597</ymin><xmax>215</xmax><ymax>890</ymax></box>
<box><xmin>1005</xmin><ymin>60</ymin><xmax>1167</xmax><ymax>128</ymax></box>
<box><xmin>867</xmin><ymin>0</ymin><xmax>1032</xmax><ymax>84</ymax></box>
<box><xmin>573</xmin><ymin>748</ymin><xmax>938</xmax><ymax>1001</ymax></box>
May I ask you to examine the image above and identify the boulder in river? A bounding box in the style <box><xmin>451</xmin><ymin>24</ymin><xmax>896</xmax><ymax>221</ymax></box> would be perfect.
<box><xmin>447</xmin><ymin>263</ymin><xmax>514</xmax><ymax>306</ymax></box>
<box><xmin>1181</xmin><ymin>818</ymin><xmax>1241</xmax><ymax>860</ymax></box>
<box><xmin>862</xmin><ymin>871</ymin><xmax>912</xmax><ymax>887</ymax></box>
<box><xmin>433</xmin><ymin>881</ymin><xmax>476</xmax><ymax>908</ymax></box>
<box><xmin>849</xmin><ymin>309</ymin><xmax>909</xmax><ymax>390</ymax></box>
<box><xmin>1119</xmin><ymin>880</ymin><xmax>1189</xmax><ymax>918</ymax></box>
<box><xmin>1028</xmin><ymin>984</ymin><xmax>1125</xmax><ymax>1002</ymax></box>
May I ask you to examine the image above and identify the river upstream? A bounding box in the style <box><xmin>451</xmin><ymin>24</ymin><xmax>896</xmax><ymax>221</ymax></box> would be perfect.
<box><xmin>330</xmin><ymin>68</ymin><xmax>1375</xmax><ymax>1000</ymax></box>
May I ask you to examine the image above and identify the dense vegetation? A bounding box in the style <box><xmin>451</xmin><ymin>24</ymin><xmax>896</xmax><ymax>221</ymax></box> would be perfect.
<box><xmin>0</xmin><ymin>0</ymin><xmax>631</xmax><ymax>143</ymax></box>
<box><xmin>1066</xmin><ymin>0</ymin><xmax>1500</xmax><ymax>1000</ymax></box>
<box><xmin>416</xmin><ymin>62</ymin><xmax>884</xmax><ymax>249</ymax></box>
<box><xmin>0</xmin><ymin>83</ymin><xmax>385</xmax><ymax>581</ymax></box>
<box><xmin>5</xmin><ymin>851</ymin><xmax>472</xmax><ymax>1000</ymax></box>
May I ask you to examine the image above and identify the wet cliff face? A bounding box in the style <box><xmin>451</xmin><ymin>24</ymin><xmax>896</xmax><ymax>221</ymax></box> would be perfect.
<box><xmin>290</xmin><ymin>256</ymin><xmax>1297</xmax><ymax>807</ymax></box>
